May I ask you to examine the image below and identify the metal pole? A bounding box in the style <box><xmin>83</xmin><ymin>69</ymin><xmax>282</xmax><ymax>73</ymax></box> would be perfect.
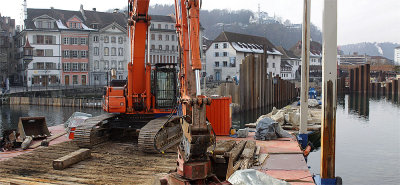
<box><xmin>299</xmin><ymin>0</ymin><xmax>311</xmax><ymax>149</ymax></box>
<box><xmin>320</xmin><ymin>0</ymin><xmax>338</xmax><ymax>184</ymax></box>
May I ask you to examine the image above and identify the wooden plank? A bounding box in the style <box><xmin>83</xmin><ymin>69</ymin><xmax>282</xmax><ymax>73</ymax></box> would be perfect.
<box><xmin>53</xmin><ymin>148</ymin><xmax>91</xmax><ymax>170</ymax></box>
<box><xmin>240</xmin><ymin>140</ymin><xmax>256</xmax><ymax>169</ymax></box>
<box><xmin>211</xmin><ymin>140</ymin><xmax>236</xmax><ymax>155</ymax></box>
<box><xmin>225</xmin><ymin>140</ymin><xmax>246</xmax><ymax>179</ymax></box>
<box><xmin>29</xmin><ymin>131</ymin><xmax>67</xmax><ymax>149</ymax></box>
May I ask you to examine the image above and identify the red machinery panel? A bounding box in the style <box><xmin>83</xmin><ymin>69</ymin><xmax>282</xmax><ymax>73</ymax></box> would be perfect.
<box><xmin>206</xmin><ymin>97</ymin><xmax>232</xmax><ymax>136</ymax></box>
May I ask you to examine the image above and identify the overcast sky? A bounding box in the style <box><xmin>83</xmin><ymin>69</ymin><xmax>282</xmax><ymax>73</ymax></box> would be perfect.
<box><xmin>1</xmin><ymin>0</ymin><xmax>399</xmax><ymax>45</ymax></box>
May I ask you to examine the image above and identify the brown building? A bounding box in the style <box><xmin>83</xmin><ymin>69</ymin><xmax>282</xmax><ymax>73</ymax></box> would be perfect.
<box><xmin>0</xmin><ymin>14</ymin><xmax>16</xmax><ymax>88</ymax></box>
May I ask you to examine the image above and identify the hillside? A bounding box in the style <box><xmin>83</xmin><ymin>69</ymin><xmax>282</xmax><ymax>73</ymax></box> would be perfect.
<box><xmin>146</xmin><ymin>4</ymin><xmax>322</xmax><ymax>49</ymax></box>
<box><xmin>339</xmin><ymin>42</ymin><xmax>399</xmax><ymax>60</ymax></box>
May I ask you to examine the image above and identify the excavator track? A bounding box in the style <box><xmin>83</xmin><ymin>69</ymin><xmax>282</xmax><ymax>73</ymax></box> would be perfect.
<box><xmin>74</xmin><ymin>113</ymin><xmax>182</xmax><ymax>153</ymax></box>
<box><xmin>74</xmin><ymin>114</ymin><xmax>116</xmax><ymax>148</ymax></box>
<box><xmin>138</xmin><ymin>116</ymin><xmax>182</xmax><ymax>153</ymax></box>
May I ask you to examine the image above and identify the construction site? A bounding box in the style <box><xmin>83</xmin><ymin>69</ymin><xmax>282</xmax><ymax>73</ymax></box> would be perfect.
<box><xmin>0</xmin><ymin>0</ymin><xmax>346</xmax><ymax>184</ymax></box>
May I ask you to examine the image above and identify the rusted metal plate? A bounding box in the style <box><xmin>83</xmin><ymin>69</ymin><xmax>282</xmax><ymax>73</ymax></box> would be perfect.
<box><xmin>262</xmin><ymin>169</ymin><xmax>314</xmax><ymax>185</ymax></box>
<box><xmin>263</xmin><ymin>154</ymin><xmax>308</xmax><ymax>170</ymax></box>
<box><xmin>217</xmin><ymin>132</ymin><xmax>301</xmax><ymax>154</ymax></box>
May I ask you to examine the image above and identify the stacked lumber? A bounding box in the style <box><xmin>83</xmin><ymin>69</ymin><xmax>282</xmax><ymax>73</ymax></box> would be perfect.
<box><xmin>208</xmin><ymin>140</ymin><xmax>259</xmax><ymax>180</ymax></box>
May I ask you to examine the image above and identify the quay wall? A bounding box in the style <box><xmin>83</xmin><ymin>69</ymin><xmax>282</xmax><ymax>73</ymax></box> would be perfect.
<box><xmin>5</xmin><ymin>96</ymin><xmax>102</xmax><ymax>108</ymax></box>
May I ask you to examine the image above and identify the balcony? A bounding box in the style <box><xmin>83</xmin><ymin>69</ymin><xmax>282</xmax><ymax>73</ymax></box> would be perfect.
<box><xmin>149</xmin><ymin>49</ymin><xmax>177</xmax><ymax>54</ymax></box>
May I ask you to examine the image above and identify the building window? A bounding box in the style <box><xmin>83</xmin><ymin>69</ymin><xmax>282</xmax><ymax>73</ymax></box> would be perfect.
<box><xmin>71</xmin><ymin>51</ymin><xmax>78</xmax><ymax>58</ymax></box>
<box><xmin>273</xmin><ymin>55</ymin><xmax>275</xmax><ymax>59</ymax></box>
<box><xmin>118</xmin><ymin>48</ymin><xmax>123</xmax><ymax>56</ymax></box>
<box><xmin>172</xmin><ymin>45</ymin><xmax>175</xmax><ymax>51</ymax></box>
<box><xmin>93</xmin><ymin>36</ymin><xmax>99</xmax><ymax>42</ymax></box>
<box><xmin>73</xmin><ymin>75</ymin><xmax>78</xmax><ymax>84</ymax></box>
<box><xmin>215</xmin><ymin>61</ymin><xmax>219</xmax><ymax>67</ymax></box>
<box><xmin>272</xmin><ymin>63</ymin><xmax>275</xmax><ymax>68</ymax></box>
<box><xmin>118</xmin><ymin>37</ymin><xmax>123</xmax><ymax>44</ymax></box>
<box><xmin>215</xmin><ymin>52</ymin><xmax>219</xmax><ymax>57</ymax></box>
<box><xmin>158</xmin><ymin>35</ymin><xmax>162</xmax><ymax>41</ymax></box>
<box><xmin>158</xmin><ymin>24</ymin><xmax>161</xmax><ymax>29</ymax></box>
<box><xmin>81</xmin><ymin>51</ymin><xmax>87</xmax><ymax>58</ymax></box>
<box><xmin>94</xmin><ymin>47</ymin><xmax>99</xmax><ymax>56</ymax></box>
<box><xmin>104</xmin><ymin>60</ymin><xmax>109</xmax><ymax>69</ymax></box>
<box><xmin>80</xmin><ymin>38</ymin><xmax>87</xmax><ymax>45</ymax></box>
<box><xmin>230</xmin><ymin>57</ymin><xmax>236</xmax><ymax>67</ymax></box>
<box><xmin>171</xmin><ymin>25</ymin><xmax>174</xmax><ymax>29</ymax></box>
<box><xmin>36</xmin><ymin>35</ymin><xmax>44</xmax><ymax>44</ymax></box>
<box><xmin>81</xmin><ymin>63</ymin><xmax>87</xmax><ymax>71</ymax></box>
<box><xmin>151</xmin><ymin>24</ymin><xmax>154</xmax><ymax>29</ymax></box>
<box><xmin>72</xmin><ymin>63</ymin><xmax>78</xmax><ymax>71</ymax></box>
<box><xmin>44</xmin><ymin>36</ymin><xmax>54</xmax><ymax>44</ymax></box>
<box><xmin>71</xmin><ymin>38</ymin><xmax>78</xmax><ymax>45</ymax></box>
<box><xmin>63</xmin><ymin>37</ymin><xmax>69</xmax><ymax>45</ymax></box>
<box><xmin>111</xmin><ymin>47</ymin><xmax>116</xmax><ymax>56</ymax></box>
<box><xmin>214</xmin><ymin>44</ymin><xmax>218</xmax><ymax>49</ymax></box>
<box><xmin>166</xmin><ymin>35</ymin><xmax>169</xmax><ymax>41</ymax></box>
<box><xmin>223</xmin><ymin>52</ymin><xmax>228</xmax><ymax>57</ymax></box>
<box><xmin>63</xmin><ymin>50</ymin><xmax>70</xmax><ymax>58</ymax></box>
<box><xmin>81</xmin><ymin>75</ymin><xmax>86</xmax><ymax>85</ymax></box>
<box><xmin>94</xmin><ymin>60</ymin><xmax>99</xmax><ymax>70</ymax></box>
<box><xmin>37</xmin><ymin>21</ymin><xmax>43</xmax><ymax>28</ymax></box>
<box><xmin>223</xmin><ymin>43</ymin><xmax>227</xmax><ymax>48</ymax></box>
<box><xmin>223</xmin><ymin>61</ymin><xmax>228</xmax><ymax>67</ymax></box>
<box><xmin>151</xmin><ymin>45</ymin><xmax>155</xmax><ymax>50</ymax></box>
<box><xmin>35</xmin><ymin>49</ymin><xmax>44</xmax><ymax>57</ymax></box>
<box><xmin>45</xmin><ymin>49</ymin><xmax>53</xmax><ymax>56</ymax></box>
<box><xmin>164</xmin><ymin>24</ymin><xmax>168</xmax><ymax>29</ymax></box>
<box><xmin>151</xmin><ymin>34</ymin><xmax>155</xmax><ymax>40</ymax></box>
<box><xmin>166</xmin><ymin>45</ymin><xmax>169</xmax><ymax>51</ymax></box>
<box><xmin>159</xmin><ymin>45</ymin><xmax>162</xmax><ymax>50</ymax></box>
<box><xmin>118</xmin><ymin>61</ymin><xmax>124</xmax><ymax>70</ymax></box>
<box><xmin>111</xmin><ymin>37</ymin><xmax>116</xmax><ymax>43</ymax></box>
<box><xmin>104</xmin><ymin>36</ymin><xmax>109</xmax><ymax>43</ymax></box>
<box><xmin>111</xmin><ymin>60</ymin><xmax>117</xmax><ymax>69</ymax></box>
<box><xmin>63</xmin><ymin>63</ymin><xmax>71</xmax><ymax>71</ymax></box>
<box><xmin>172</xmin><ymin>35</ymin><xmax>175</xmax><ymax>41</ymax></box>
<box><xmin>104</xmin><ymin>47</ymin><xmax>109</xmax><ymax>56</ymax></box>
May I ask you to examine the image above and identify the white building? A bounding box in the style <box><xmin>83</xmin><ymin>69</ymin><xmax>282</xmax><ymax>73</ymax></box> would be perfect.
<box><xmin>205</xmin><ymin>31</ymin><xmax>282</xmax><ymax>81</ymax></box>
<box><xmin>84</xmin><ymin>9</ymin><xmax>128</xmax><ymax>86</ymax></box>
<box><xmin>15</xmin><ymin>14</ymin><xmax>63</xmax><ymax>87</ymax></box>
<box><xmin>395</xmin><ymin>46</ymin><xmax>400</xmax><ymax>65</ymax></box>
<box><xmin>289</xmin><ymin>40</ymin><xmax>323</xmax><ymax>81</ymax></box>
<box><xmin>148</xmin><ymin>15</ymin><xmax>179</xmax><ymax>65</ymax></box>
<box><xmin>276</xmin><ymin>46</ymin><xmax>300</xmax><ymax>80</ymax></box>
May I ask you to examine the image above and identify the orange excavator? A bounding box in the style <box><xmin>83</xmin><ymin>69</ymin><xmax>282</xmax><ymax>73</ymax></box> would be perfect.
<box><xmin>74</xmin><ymin>0</ymin><xmax>223</xmax><ymax>183</ymax></box>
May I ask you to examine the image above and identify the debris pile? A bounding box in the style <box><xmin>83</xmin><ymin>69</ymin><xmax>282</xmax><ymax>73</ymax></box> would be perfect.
<box><xmin>1</xmin><ymin>117</ymin><xmax>52</xmax><ymax>152</ymax></box>
<box><xmin>208</xmin><ymin>140</ymin><xmax>261</xmax><ymax>181</ymax></box>
<box><xmin>246</xmin><ymin>105</ymin><xmax>322</xmax><ymax>131</ymax></box>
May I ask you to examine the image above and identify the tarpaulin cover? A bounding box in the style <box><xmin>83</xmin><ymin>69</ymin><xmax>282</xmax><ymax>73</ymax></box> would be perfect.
<box><xmin>254</xmin><ymin>117</ymin><xmax>292</xmax><ymax>141</ymax></box>
<box><xmin>228</xmin><ymin>169</ymin><xmax>291</xmax><ymax>185</ymax></box>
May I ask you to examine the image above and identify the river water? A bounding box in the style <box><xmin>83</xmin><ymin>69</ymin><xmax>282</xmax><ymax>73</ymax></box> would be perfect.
<box><xmin>1</xmin><ymin>94</ymin><xmax>399</xmax><ymax>184</ymax></box>
<box><xmin>0</xmin><ymin>105</ymin><xmax>104</xmax><ymax>137</ymax></box>
<box><xmin>232</xmin><ymin>94</ymin><xmax>400</xmax><ymax>185</ymax></box>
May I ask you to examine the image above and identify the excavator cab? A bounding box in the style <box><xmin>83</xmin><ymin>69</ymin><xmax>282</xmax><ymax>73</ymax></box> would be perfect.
<box><xmin>153</xmin><ymin>64</ymin><xmax>177</xmax><ymax>110</ymax></box>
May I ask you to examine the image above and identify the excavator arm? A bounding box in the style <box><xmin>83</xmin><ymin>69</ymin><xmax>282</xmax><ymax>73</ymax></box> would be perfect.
<box><xmin>127</xmin><ymin>0</ymin><xmax>219</xmax><ymax>183</ymax></box>
<box><xmin>127</xmin><ymin>0</ymin><xmax>151</xmax><ymax>113</ymax></box>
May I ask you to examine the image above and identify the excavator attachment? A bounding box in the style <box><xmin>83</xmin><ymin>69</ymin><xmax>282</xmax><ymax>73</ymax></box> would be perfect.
<box><xmin>18</xmin><ymin>117</ymin><xmax>51</xmax><ymax>139</ymax></box>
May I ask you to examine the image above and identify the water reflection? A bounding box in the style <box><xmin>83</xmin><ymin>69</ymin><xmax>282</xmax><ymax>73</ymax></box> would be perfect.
<box><xmin>348</xmin><ymin>93</ymin><xmax>370</xmax><ymax>119</ymax></box>
<box><xmin>308</xmin><ymin>94</ymin><xmax>400</xmax><ymax>185</ymax></box>
<box><xmin>0</xmin><ymin>105</ymin><xmax>103</xmax><ymax>137</ymax></box>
